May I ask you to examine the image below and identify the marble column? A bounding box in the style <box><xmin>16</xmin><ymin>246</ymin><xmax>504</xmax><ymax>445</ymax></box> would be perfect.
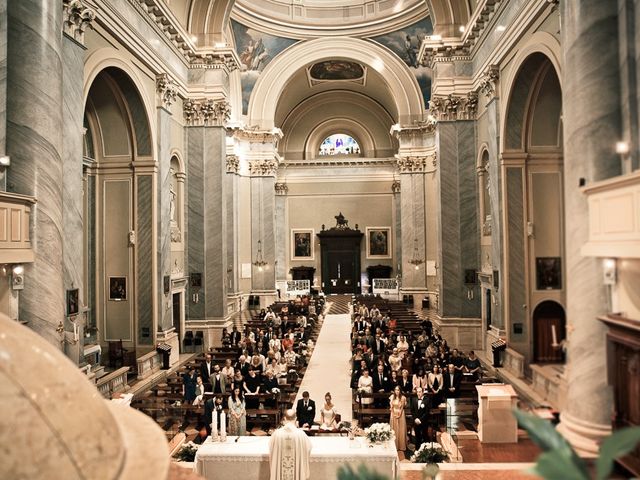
<box><xmin>225</xmin><ymin>154</ymin><xmax>239</xmax><ymax>294</ymax></box>
<box><xmin>156</xmin><ymin>82</ymin><xmax>174</xmax><ymax>333</ymax></box>
<box><xmin>0</xmin><ymin>0</ymin><xmax>6</xmax><ymax>163</ymax></box>
<box><xmin>274</xmin><ymin>181</ymin><xmax>288</xmax><ymax>282</ymax></box>
<box><xmin>61</xmin><ymin>0</ymin><xmax>94</xmax><ymax>363</ymax></box>
<box><xmin>392</xmin><ymin>181</ymin><xmax>402</xmax><ymax>276</ymax></box>
<box><xmin>557</xmin><ymin>0</ymin><xmax>622</xmax><ymax>456</ymax></box>
<box><xmin>6</xmin><ymin>0</ymin><xmax>65</xmax><ymax>346</ymax></box>
<box><xmin>436</xmin><ymin>120</ymin><xmax>481</xmax><ymax>319</ymax></box>
<box><xmin>185</xmin><ymin>100</ymin><xmax>229</xmax><ymax>322</ymax></box>
<box><xmin>399</xmin><ymin>170</ymin><xmax>427</xmax><ymax>289</ymax></box>
<box><xmin>250</xmin><ymin>173</ymin><xmax>276</xmax><ymax>293</ymax></box>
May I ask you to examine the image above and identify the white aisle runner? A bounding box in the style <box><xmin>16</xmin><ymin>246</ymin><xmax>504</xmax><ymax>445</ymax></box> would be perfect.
<box><xmin>295</xmin><ymin>312</ymin><xmax>353</xmax><ymax>423</ymax></box>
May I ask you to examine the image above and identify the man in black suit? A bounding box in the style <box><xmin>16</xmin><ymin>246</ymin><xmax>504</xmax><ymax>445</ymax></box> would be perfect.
<box><xmin>200</xmin><ymin>353</ymin><xmax>215</xmax><ymax>391</ymax></box>
<box><xmin>372</xmin><ymin>364</ymin><xmax>390</xmax><ymax>407</ymax></box>
<box><xmin>353</xmin><ymin>315</ymin><xmax>366</xmax><ymax>335</ymax></box>
<box><xmin>295</xmin><ymin>391</ymin><xmax>316</xmax><ymax>428</ymax></box>
<box><xmin>230</xmin><ymin>326</ymin><xmax>241</xmax><ymax>347</ymax></box>
<box><xmin>443</xmin><ymin>363</ymin><xmax>462</xmax><ymax>398</ymax></box>
<box><xmin>409</xmin><ymin>387</ymin><xmax>430</xmax><ymax>449</ymax></box>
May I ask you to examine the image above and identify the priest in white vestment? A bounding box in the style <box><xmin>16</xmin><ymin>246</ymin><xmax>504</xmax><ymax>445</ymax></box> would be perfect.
<box><xmin>269</xmin><ymin>409</ymin><xmax>312</xmax><ymax>480</ymax></box>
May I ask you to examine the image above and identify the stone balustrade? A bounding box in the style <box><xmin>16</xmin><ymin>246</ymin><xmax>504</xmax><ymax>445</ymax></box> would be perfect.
<box><xmin>136</xmin><ymin>350</ymin><xmax>162</xmax><ymax>380</ymax></box>
<box><xmin>96</xmin><ymin>367</ymin><xmax>130</xmax><ymax>398</ymax></box>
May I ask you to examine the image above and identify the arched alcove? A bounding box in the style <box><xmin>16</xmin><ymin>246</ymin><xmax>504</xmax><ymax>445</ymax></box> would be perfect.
<box><xmin>83</xmin><ymin>67</ymin><xmax>155</xmax><ymax>353</ymax></box>
<box><xmin>533</xmin><ymin>300</ymin><xmax>566</xmax><ymax>363</ymax></box>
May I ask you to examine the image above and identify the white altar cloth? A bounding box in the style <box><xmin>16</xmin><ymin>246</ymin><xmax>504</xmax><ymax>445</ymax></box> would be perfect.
<box><xmin>194</xmin><ymin>436</ymin><xmax>398</xmax><ymax>480</ymax></box>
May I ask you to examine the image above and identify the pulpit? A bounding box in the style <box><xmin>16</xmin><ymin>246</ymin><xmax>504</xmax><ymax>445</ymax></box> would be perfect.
<box><xmin>475</xmin><ymin>384</ymin><xmax>518</xmax><ymax>443</ymax></box>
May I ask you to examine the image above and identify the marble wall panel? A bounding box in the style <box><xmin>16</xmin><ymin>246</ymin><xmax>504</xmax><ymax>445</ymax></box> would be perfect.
<box><xmin>6</xmin><ymin>0</ymin><xmax>65</xmax><ymax>345</ymax></box>
<box><xmin>203</xmin><ymin>126</ymin><xmax>227</xmax><ymax>318</ymax></box>
<box><xmin>251</xmin><ymin>176</ymin><xmax>276</xmax><ymax>291</ymax></box>
<box><xmin>226</xmin><ymin>172</ymin><xmax>238</xmax><ymax>292</ymax></box>
<box><xmin>157</xmin><ymin>108</ymin><xmax>172</xmax><ymax>331</ymax></box>
<box><xmin>0</xmin><ymin>0</ymin><xmax>6</xmax><ymax>157</ymax></box>
<box><xmin>505</xmin><ymin>168</ymin><xmax>526</xmax><ymax>344</ymax></box>
<box><xmin>186</xmin><ymin>127</ymin><xmax>205</xmax><ymax>320</ymax></box>
<box><xmin>400</xmin><ymin>173</ymin><xmax>426</xmax><ymax>288</ymax></box>
<box><xmin>137</xmin><ymin>175</ymin><xmax>153</xmax><ymax>345</ymax></box>
<box><xmin>275</xmin><ymin>192</ymin><xmax>286</xmax><ymax>280</ymax></box>
<box><xmin>87</xmin><ymin>174</ymin><xmax>97</xmax><ymax>342</ymax></box>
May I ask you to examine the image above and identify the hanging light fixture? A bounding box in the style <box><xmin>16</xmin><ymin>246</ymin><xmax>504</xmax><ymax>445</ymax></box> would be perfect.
<box><xmin>407</xmin><ymin>175</ymin><xmax>425</xmax><ymax>270</ymax></box>
<box><xmin>252</xmin><ymin>180</ymin><xmax>269</xmax><ymax>271</ymax></box>
<box><xmin>253</xmin><ymin>240</ymin><xmax>268</xmax><ymax>271</ymax></box>
<box><xmin>408</xmin><ymin>238</ymin><xmax>425</xmax><ymax>270</ymax></box>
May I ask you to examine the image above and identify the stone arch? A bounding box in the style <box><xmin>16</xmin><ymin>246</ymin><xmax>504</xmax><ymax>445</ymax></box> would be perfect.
<box><xmin>247</xmin><ymin>37</ymin><xmax>426</xmax><ymax>129</ymax></box>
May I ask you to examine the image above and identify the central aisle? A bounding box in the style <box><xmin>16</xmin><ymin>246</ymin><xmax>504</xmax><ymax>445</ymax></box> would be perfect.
<box><xmin>295</xmin><ymin>311</ymin><xmax>353</xmax><ymax>423</ymax></box>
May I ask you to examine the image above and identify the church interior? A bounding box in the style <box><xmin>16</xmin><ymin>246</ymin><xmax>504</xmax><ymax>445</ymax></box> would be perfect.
<box><xmin>1</xmin><ymin>0</ymin><xmax>640</xmax><ymax>479</ymax></box>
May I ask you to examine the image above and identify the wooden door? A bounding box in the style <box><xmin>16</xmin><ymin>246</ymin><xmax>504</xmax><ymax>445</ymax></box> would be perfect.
<box><xmin>533</xmin><ymin>301</ymin><xmax>565</xmax><ymax>363</ymax></box>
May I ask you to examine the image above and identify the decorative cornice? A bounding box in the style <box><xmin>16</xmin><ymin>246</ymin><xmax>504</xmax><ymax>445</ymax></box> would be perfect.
<box><xmin>156</xmin><ymin>73</ymin><xmax>178</xmax><ymax>109</ymax></box>
<box><xmin>478</xmin><ymin>65</ymin><xmax>500</xmax><ymax>99</ymax></box>
<box><xmin>183</xmin><ymin>98</ymin><xmax>231</xmax><ymax>126</ymax></box>
<box><xmin>63</xmin><ymin>0</ymin><xmax>96</xmax><ymax>45</ymax></box>
<box><xmin>429</xmin><ymin>92</ymin><xmax>478</xmax><ymax>121</ymax></box>
<box><xmin>129</xmin><ymin>0</ymin><xmax>240</xmax><ymax>71</ymax></box>
<box><xmin>391</xmin><ymin>180</ymin><xmax>401</xmax><ymax>193</ymax></box>
<box><xmin>226</xmin><ymin>154</ymin><xmax>239</xmax><ymax>174</ymax></box>
<box><xmin>275</xmin><ymin>182</ymin><xmax>289</xmax><ymax>196</ymax></box>
<box><xmin>396</xmin><ymin>155</ymin><xmax>437</xmax><ymax>173</ymax></box>
<box><xmin>234</xmin><ymin>127</ymin><xmax>283</xmax><ymax>146</ymax></box>
<box><xmin>249</xmin><ymin>159</ymin><xmax>279</xmax><ymax>177</ymax></box>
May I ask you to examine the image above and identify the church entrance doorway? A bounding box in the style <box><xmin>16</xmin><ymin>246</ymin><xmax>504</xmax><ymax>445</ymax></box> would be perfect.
<box><xmin>317</xmin><ymin>221</ymin><xmax>363</xmax><ymax>295</ymax></box>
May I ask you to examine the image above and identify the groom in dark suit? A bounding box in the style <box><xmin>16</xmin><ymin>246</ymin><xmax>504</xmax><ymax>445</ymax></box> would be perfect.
<box><xmin>295</xmin><ymin>391</ymin><xmax>316</xmax><ymax>428</ymax></box>
<box><xmin>410</xmin><ymin>387</ymin><xmax>430</xmax><ymax>449</ymax></box>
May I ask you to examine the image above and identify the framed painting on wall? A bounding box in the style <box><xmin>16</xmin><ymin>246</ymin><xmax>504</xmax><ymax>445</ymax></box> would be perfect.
<box><xmin>366</xmin><ymin>227</ymin><xmax>391</xmax><ymax>259</ymax></box>
<box><xmin>66</xmin><ymin>288</ymin><xmax>79</xmax><ymax>316</ymax></box>
<box><xmin>108</xmin><ymin>276</ymin><xmax>127</xmax><ymax>301</ymax></box>
<box><xmin>291</xmin><ymin>229</ymin><xmax>314</xmax><ymax>260</ymax></box>
<box><xmin>536</xmin><ymin>257</ymin><xmax>562</xmax><ymax>290</ymax></box>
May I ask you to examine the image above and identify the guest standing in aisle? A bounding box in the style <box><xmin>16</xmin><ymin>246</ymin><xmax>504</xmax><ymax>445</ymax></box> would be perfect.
<box><xmin>389</xmin><ymin>385</ymin><xmax>408</xmax><ymax>452</ymax></box>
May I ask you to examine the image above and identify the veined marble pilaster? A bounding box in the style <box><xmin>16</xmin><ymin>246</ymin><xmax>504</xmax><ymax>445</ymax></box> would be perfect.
<box><xmin>61</xmin><ymin>20</ymin><xmax>88</xmax><ymax>364</ymax></box>
<box><xmin>0</xmin><ymin>0</ymin><xmax>6</xmax><ymax>159</ymax></box>
<box><xmin>392</xmin><ymin>181</ymin><xmax>402</xmax><ymax>275</ymax></box>
<box><xmin>186</xmin><ymin>125</ymin><xmax>228</xmax><ymax>320</ymax></box>
<box><xmin>225</xmin><ymin>156</ymin><xmax>239</xmax><ymax>294</ymax></box>
<box><xmin>250</xmin><ymin>174</ymin><xmax>276</xmax><ymax>292</ymax></box>
<box><xmin>274</xmin><ymin>182</ymin><xmax>287</xmax><ymax>281</ymax></box>
<box><xmin>6</xmin><ymin>0</ymin><xmax>65</xmax><ymax>346</ymax></box>
<box><xmin>399</xmin><ymin>172</ymin><xmax>426</xmax><ymax>289</ymax></box>
<box><xmin>557</xmin><ymin>0</ymin><xmax>622</xmax><ymax>454</ymax></box>
<box><xmin>156</xmin><ymin>102</ymin><xmax>172</xmax><ymax>332</ymax></box>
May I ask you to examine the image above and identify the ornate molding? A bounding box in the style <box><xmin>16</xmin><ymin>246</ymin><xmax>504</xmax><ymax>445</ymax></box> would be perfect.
<box><xmin>226</xmin><ymin>154</ymin><xmax>239</xmax><ymax>174</ymax></box>
<box><xmin>275</xmin><ymin>182</ymin><xmax>289</xmax><ymax>196</ymax></box>
<box><xmin>249</xmin><ymin>159</ymin><xmax>279</xmax><ymax>176</ymax></box>
<box><xmin>429</xmin><ymin>92</ymin><xmax>478</xmax><ymax>121</ymax></box>
<box><xmin>183</xmin><ymin>98</ymin><xmax>231</xmax><ymax>126</ymax></box>
<box><xmin>396</xmin><ymin>155</ymin><xmax>437</xmax><ymax>173</ymax></box>
<box><xmin>391</xmin><ymin>180</ymin><xmax>401</xmax><ymax>193</ymax></box>
<box><xmin>234</xmin><ymin>127</ymin><xmax>283</xmax><ymax>147</ymax></box>
<box><xmin>129</xmin><ymin>0</ymin><xmax>241</xmax><ymax>71</ymax></box>
<box><xmin>63</xmin><ymin>0</ymin><xmax>95</xmax><ymax>45</ymax></box>
<box><xmin>478</xmin><ymin>65</ymin><xmax>500</xmax><ymax>99</ymax></box>
<box><xmin>156</xmin><ymin>73</ymin><xmax>178</xmax><ymax>109</ymax></box>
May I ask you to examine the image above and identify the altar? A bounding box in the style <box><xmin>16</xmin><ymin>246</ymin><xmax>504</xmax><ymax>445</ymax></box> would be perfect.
<box><xmin>194</xmin><ymin>436</ymin><xmax>398</xmax><ymax>479</ymax></box>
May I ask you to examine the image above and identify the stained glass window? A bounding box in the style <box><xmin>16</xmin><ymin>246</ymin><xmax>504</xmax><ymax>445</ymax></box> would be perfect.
<box><xmin>318</xmin><ymin>133</ymin><xmax>360</xmax><ymax>156</ymax></box>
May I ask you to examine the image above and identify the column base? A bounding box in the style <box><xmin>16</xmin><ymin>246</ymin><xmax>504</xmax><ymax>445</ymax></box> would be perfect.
<box><xmin>185</xmin><ymin>317</ymin><xmax>233</xmax><ymax>350</ymax></box>
<box><xmin>431</xmin><ymin>314</ymin><xmax>483</xmax><ymax>350</ymax></box>
<box><xmin>556</xmin><ymin>411</ymin><xmax>612</xmax><ymax>458</ymax></box>
<box><xmin>250</xmin><ymin>290</ymin><xmax>278</xmax><ymax>310</ymax></box>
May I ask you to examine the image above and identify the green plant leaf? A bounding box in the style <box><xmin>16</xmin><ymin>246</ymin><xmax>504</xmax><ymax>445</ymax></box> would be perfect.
<box><xmin>513</xmin><ymin>409</ymin><xmax>589</xmax><ymax>478</ymax></box>
<box><xmin>337</xmin><ymin>464</ymin><xmax>390</xmax><ymax>480</ymax></box>
<box><xmin>526</xmin><ymin>451</ymin><xmax>589</xmax><ymax>480</ymax></box>
<box><xmin>595</xmin><ymin>426</ymin><xmax>640</xmax><ymax>480</ymax></box>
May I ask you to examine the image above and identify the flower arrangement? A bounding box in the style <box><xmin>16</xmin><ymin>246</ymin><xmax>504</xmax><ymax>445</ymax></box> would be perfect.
<box><xmin>173</xmin><ymin>441</ymin><xmax>199</xmax><ymax>462</ymax></box>
<box><xmin>364</xmin><ymin>423</ymin><xmax>393</xmax><ymax>443</ymax></box>
<box><xmin>411</xmin><ymin>442</ymin><xmax>448</xmax><ymax>464</ymax></box>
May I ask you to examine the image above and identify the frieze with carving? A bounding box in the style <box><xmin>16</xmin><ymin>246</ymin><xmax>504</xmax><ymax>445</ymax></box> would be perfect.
<box><xmin>156</xmin><ymin>73</ymin><xmax>178</xmax><ymax>108</ymax></box>
<box><xmin>63</xmin><ymin>0</ymin><xmax>95</xmax><ymax>44</ymax></box>
<box><xmin>249</xmin><ymin>159</ymin><xmax>279</xmax><ymax>176</ymax></box>
<box><xmin>396</xmin><ymin>155</ymin><xmax>437</xmax><ymax>173</ymax></box>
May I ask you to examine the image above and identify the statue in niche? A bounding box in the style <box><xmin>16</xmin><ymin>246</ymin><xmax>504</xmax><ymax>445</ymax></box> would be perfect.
<box><xmin>169</xmin><ymin>184</ymin><xmax>176</xmax><ymax>222</ymax></box>
<box><xmin>334</xmin><ymin>212</ymin><xmax>349</xmax><ymax>230</ymax></box>
<box><xmin>169</xmin><ymin>168</ymin><xmax>182</xmax><ymax>243</ymax></box>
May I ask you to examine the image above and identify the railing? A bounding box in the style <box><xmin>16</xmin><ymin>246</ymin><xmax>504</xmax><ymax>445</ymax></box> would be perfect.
<box><xmin>286</xmin><ymin>279</ymin><xmax>310</xmax><ymax>297</ymax></box>
<box><xmin>136</xmin><ymin>350</ymin><xmax>161</xmax><ymax>380</ymax></box>
<box><xmin>372</xmin><ymin>278</ymin><xmax>399</xmax><ymax>295</ymax></box>
<box><xmin>96</xmin><ymin>366</ymin><xmax>130</xmax><ymax>398</ymax></box>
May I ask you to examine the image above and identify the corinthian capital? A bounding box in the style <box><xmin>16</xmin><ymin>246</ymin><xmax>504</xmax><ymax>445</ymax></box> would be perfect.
<box><xmin>249</xmin><ymin>159</ymin><xmax>279</xmax><ymax>177</ymax></box>
<box><xmin>226</xmin><ymin>154</ymin><xmax>239</xmax><ymax>174</ymax></box>
<box><xmin>183</xmin><ymin>98</ymin><xmax>231</xmax><ymax>126</ymax></box>
<box><xmin>429</xmin><ymin>92</ymin><xmax>478</xmax><ymax>121</ymax></box>
<box><xmin>396</xmin><ymin>154</ymin><xmax>437</xmax><ymax>173</ymax></box>
<box><xmin>478</xmin><ymin>65</ymin><xmax>500</xmax><ymax>99</ymax></box>
<box><xmin>275</xmin><ymin>182</ymin><xmax>289</xmax><ymax>196</ymax></box>
<box><xmin>156</xmin><ymin>73</ymin><xmax>178</xmax><ymax>109</ymax></box>
<box><xmin>63</xmin><ymin>0</ymin><xmax>95</xmax><ymax>45</ymax></box>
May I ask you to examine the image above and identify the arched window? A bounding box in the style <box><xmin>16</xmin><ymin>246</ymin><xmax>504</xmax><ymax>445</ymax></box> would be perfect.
<box><xmin>318</xmin><ymin>133</ymin><xmax>360</xmax><ymax>156</ymax></box>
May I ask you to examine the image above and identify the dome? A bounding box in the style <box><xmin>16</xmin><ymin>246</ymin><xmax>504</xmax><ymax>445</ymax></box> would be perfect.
<box><xmin>0</xmin><ymin>315</ymin><xmax>169</xmax><ymax>479</ymax></box>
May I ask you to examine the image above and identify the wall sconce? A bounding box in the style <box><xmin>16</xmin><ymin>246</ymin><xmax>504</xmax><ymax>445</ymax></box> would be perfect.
<box><xmin>603</xmin><ymin>258</ymin><xmax>617</xmax><ymax>285</ymax></box>
<box><xmin>12</xmin><ymin>265</ymin><xmax>24</xmax><ymax>290</ymax></box>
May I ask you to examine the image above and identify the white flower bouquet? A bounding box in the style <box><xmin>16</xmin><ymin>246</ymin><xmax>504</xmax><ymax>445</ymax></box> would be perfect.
<box><xmin>173</xmin><ymin>441</ymin><xmax>199</xmax><ymax>462</ymax></box>
<box><xmin>410</xmin><ymin>442</ymin><xmax>448</xmax><ymax>463</ymax></box>
<box><xmin>364</xmin><ymin>423</ymin><xmax>393</xmax><ymax>443</ymax></box>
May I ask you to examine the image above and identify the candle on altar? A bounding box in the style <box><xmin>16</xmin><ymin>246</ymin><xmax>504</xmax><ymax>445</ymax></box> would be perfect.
<box><xmin>220</xmin><ymin>411</ymin><xmax>226</xmax><ymax>436</ymax></box>
<box><xmin>212</xmin><ymin>408</ymin><xmax>218</xmax><ymax>434</ymax></box>
<box><xmin>551</xmin><ymin>324</ymin><xmax>558</xmax><ymax>346</ymax></box>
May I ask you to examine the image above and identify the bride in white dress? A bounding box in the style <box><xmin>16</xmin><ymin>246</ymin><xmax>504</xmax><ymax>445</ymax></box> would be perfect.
<box><xmin>320</xmin><ymin>392</ymin><xmax>338</xmax><ymax>430</ymax></box>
